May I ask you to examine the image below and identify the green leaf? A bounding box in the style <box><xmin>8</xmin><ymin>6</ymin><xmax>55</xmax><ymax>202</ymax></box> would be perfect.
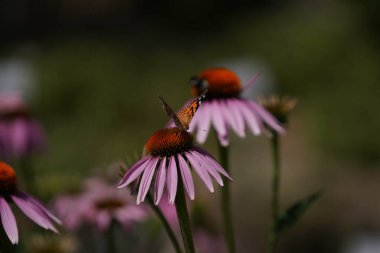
<box><xmin>277</xmin><ymin>190</ymin><xmax>322</xmax><ymax>235</ymax></box>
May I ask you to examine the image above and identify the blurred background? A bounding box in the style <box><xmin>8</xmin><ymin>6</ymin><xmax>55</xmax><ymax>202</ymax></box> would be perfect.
<box><xmin>1</xmin><ymin>0</ymin><xmax>380</xmax><ymax>252</ymax></box>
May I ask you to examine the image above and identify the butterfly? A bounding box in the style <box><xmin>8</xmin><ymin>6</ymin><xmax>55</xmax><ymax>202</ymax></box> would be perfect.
<box><xmin>159</xmin><ymin>90</ymin><xmax>207</xmax><ymax>131</ymax></box>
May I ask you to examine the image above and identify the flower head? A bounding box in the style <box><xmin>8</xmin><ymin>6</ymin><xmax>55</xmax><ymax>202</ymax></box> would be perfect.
<box><xmin>54</xmin><ymin>178</ymin><xmax>146</xmax><ymax>231</ymax></box>
<box><xmin>0</xmin><ymin>161</ymin><xmax>60</xmax><ymax>244</ymax></box>
<box><xmin>184</xmin><ymin>67</ymin><xmax>285</xmax><ymax>146</ymax></box>
<box><xmin>0</xmin><ymin>93</ymin><xmax>46</xmax><ymax>160</ymax></box>
<box><xmin>259</xmin><ymin>95</ymin><xmax>298</xmax><ymax>125</ymax></box>
<box><xmin>119</xmin><ymin>96</ymin><xmax>231</xmax><ymax>205</ymax></box>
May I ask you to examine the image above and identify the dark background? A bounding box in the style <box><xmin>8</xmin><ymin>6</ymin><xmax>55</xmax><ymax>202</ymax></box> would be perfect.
<box><xmin>1</xmin><ymin>0</ymin><xmax>380</xmax><ymax>252</ymax></box>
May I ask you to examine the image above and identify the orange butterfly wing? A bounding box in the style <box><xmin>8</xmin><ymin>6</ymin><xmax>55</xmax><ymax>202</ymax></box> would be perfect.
<box><xmin>159</xmin><ymin>90</ymin><xmax>207</xmax><ymax>131</ymax></box>
<box><xmin>177</xmin><ymin>90</ymin><xmax>207</xmax><ymax>130</ymax></box>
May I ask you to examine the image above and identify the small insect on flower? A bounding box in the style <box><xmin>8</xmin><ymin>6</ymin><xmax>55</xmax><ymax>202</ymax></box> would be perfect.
<box><xmin>118</xmin><ymin>92</ymin><xmax>231</xmax><ymax>205</ymax></box>
<box><xmin>0</xmin><ymin>161</ymin><xmax>60</xmax><ymax>244</ymax></box>
<box><xmin>173</xmin><ymin>67</ymin><xmax>285</xmax><ymax>146</ymax></box>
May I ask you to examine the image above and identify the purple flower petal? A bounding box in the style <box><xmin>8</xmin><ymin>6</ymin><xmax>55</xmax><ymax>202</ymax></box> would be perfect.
<box><xmin>178</xmin><ymin>155</ymin><xmax>195</xmax><ymax>200</ymax></box>
<box><xmin>221</xmin><ymin>100</ymin><xmax>245</xmax><ymax>138</ymax></box>
<box><xmin>185</xmin><ymin>151</ymin><xmax>214</xmax><ymax>193</ymax></box>
<box><xmin>238</xmin><ymin>100</ymin><xmax>262</xmax><ymax>135</ymax></box>
<box><xmin>187</xmin><ymin>149</ymin><xmax>224</xmax><ymax>186</ymax></box>
<box><xmin>210</xmin><ymin>100</ymin><xmax>227</xmax><ymax>138</ymax></box>
<box><xmin>248</xmin><ymin>101</ymin><xmax>285</xmax><ymax>134</ymax></box>
<box><xmin>192</xmin><ymin>103</ymin><xmax>212</xmax><ymax>144</ymax></box>
<box><xmin>118</xmin><ymin>156</ymin><xmax>151</xmax><ymax>188</ymax></box>
<box><xmin>166</xmin><ymin>156</ymin><xmax>178</xmax><ymax>204</ymax></box>
<box><xmin>191</xmin><ymin>148</ymin><xmax>232</xmax><ymax>180</ymax></box>
<box><xmin>154</xmin><ymin>157</ymin><xmax>167</xmax><ymax>205</ymax></box>
<box><xmin>136</xmin><ymin>157</ymin><xmax>159</xmax><ymax>204</ymax></box>
<box><xmin>12</xmin><ymin>194</ymin><xmax>58</xmax><ymax>233</ymax></box>
<box><xmin>0</xmin><ymin>197</ymin><xmax>18</xmax><ymax>244</ymax></box>
<box><xmin>21</xmin><ymin>192</ymin><xmax>61</xmax><ymax>225</ymax></box>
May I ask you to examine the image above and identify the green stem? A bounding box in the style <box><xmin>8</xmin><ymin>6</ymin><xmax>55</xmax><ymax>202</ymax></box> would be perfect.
<box><xmin>174</xmin><ymin>176</ymin><xmax>195</xmax><ymax>253</ymax></box>
<box><xmin>146</xmin><ymin>193</ymin><xmax>183</xmax><ymax>253</ymax></box>
<box><xmin>218</xmin><ymin>143</ymin><xmax>236</xmax><ymax>253</ymax></box>
<box><xmin>106</xmin><ymin>220</ymin><xmax>117</xmax><ymax>253</ymax></box>
<box><xmin>269</xmin><ymin>132</ymin><xmax>280</xmax><ymax>253</ymax></box>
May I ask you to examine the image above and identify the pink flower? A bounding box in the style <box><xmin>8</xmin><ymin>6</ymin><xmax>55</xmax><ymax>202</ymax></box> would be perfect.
<box><xmin>0</xmin><ymin>161</ymin><xmax>60</xmax><ymax>244</ymax></box>
<box><xmin>54</xmin><ymin>178</ymin><xmax>146</xmax><ymax>231</ymax></box>
<box><xmin>118</xmin><ymin>127</ymin><xmax>232</xmax><ymax>205</ymax></box>
<box><xmin>0</xmin><ymin>93</ymin><xmax>46</xmax><ymax>160</ymax></box>
<box><xmin>184</xmin><ymin>67</ymin><xmax>285</xmax><ymax>146</ymax></box>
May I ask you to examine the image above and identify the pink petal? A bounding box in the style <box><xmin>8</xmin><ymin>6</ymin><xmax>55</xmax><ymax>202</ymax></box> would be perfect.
<box><xmin>238</xmin><ymin>100</ymin><xmax>262</xmax><ymax>135</ymax></box>
<box><xmin>227</xmin><ymin>99</ymin><xmax>246</xmax><ymax>137</ymax></box>
<box><xmin>166</xmin><ymin>156</ymin><xmax>178</xmax><ymax>204</ymax></box>
<box><xmin>154</xmin><ymin>157</ymin><xmax>167</xmax><ymax>205</ymax></box>
<box><xmin>118</xmin><ymin>156</ymin><xmax>151</xmax><ymax>188</ymax></box>
<box><xmin>192</xmin><ymin>103</ymin><xmax>211</xmax><ymax>144</ymax></box>
<box><xmin>249</xmin><ymin>101</ymin><xmax>285</xmax><ymax>134</ymax></box>
<box><xmin>185</xmin><ymin>151</ymin><xmax>214</xmax><ymax>193</ymax></box>
<box><xmin>12</xmin><ymin>194</ymin><xmax>57</xmax><ymax>232</ymax></box>
<box><xmin>0</xmin><ymin>197</ymin><xmax>18</xmax><ymax>244</ymax></box>
<box><xmin>210</xmin><ymin>100</ymin><xmax>227</xmax><ymax>138</ymax></box>
<box><xmin>217</xmin><ymin>133</ymin><xmax>229</xmax><ymax>147</ymax></box>
<box><xmin>137</xmin><ymin>157</ymin><xmax>159</xmax><ymax>204</ymax></box>
<box><xmin>23</xmin><ymin>193</ymin><xmax>61</xmax><ymax>225</ymax></box>
<box><xmin>191</xmin><ymin>148</ymin><xmax>232</xmax><ymax>180</ymax></box>
<box><xmin>187</xmin><ymin>149</ymin><xmax>223</xmax><ymax>186</ymax></box>
<box><xmin>221</xmin><ymin>100</ymin><xmax>245</xmax><ymax>138</ymax></box>
<box><xmin>178</xmin><ymin>155</ymin><xmax>195</xmax><ymax>200</ymax></box>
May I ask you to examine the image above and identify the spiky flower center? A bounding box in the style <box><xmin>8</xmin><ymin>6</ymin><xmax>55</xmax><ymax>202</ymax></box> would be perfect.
<box><xmin>0</xmin><ymin>162</ymin><xmax>18</xmax><ymax>195</ymax></box>
<box><xmin>145</xmin><ymin>128</ymin><xmax>193</xmax><ymax>156</ymax></box>
<box><xmin>191</xmin><ymin>67</ymin><xmax>242</xmax><ymax>99</ymax></box>
<box><xmin>95</xmin><ymin>198</ymin><xmax>125</xmax><ymax>211</ymax></box>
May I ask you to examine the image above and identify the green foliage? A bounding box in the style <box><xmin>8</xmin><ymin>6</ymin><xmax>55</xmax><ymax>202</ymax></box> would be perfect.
<box><xmin>277</xmin><ymin>191</ymin><xmax>322</xmax><ymax>236</ymax></box>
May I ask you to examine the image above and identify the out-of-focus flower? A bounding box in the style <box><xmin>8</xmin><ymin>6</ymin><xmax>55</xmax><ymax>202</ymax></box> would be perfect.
<box><xmin>259</xmin><ymin>95</ymin><xmax>298</xmax><ymax>125</ymax></box>
<box><xmin>181</xmin><ymin>67</ymin><xmax>284</xmax><ymax>146</ymax></box>
<box><xmin>194</xmin><ymin>229</ymin><xmax>224</xmax><ymax>253</ymax></box>
<box><xmin>27</xmin><ymin>234</ymin><xmax>77</xmax><ymax>253</ymax></box>
<box><xmin>0</xmin><ymin>161</ymin><xmax>60</xmax><ymax>244</ymax></box>
<box><xmin>0</xmin><ymin>92</ymin><xmax>46</xmax><ymax>160</ymax></box>
<box><xmin>54</xmin><ymin>178</ymin><xmax>146</xmax><ymax>231</ymax></box>
<box><xmin>118</xmin><ymin>127</ymin><xmax>231</xmax><ymax>205</ymax></box>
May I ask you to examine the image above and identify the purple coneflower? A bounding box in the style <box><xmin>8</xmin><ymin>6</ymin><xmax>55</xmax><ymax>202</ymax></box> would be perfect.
<box><xmin>118</xmin><ymin>127</ymin><xmax>231</xmax><ymax>205</ymax></box>
<box><xmin>54</xmin><ymin>178</ymin><xmax>146</xmax><ymax>231</ymax></box>
<box><xmin>0</xmin><ymin>93</ymin><xmax>46</xmax><ymax>160</ymax></box>
<box><xmin>0</xmin><ymin>161</ymin><xmax>60</xmax><ymax>244</ymax></box>
<box><xmin>186</xmin><ymin>67</ymin><xmax>284</xmax><ymax>146</ymax></box>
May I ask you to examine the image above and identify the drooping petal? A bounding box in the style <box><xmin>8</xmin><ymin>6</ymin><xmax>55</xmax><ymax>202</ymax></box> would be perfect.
<box><xmin>0</xmin><ymin>197</ymin><xmax>18</xmax><ymax>244</ymax></box>
<box><xmin>221</xmin><ymin>99</ymin><xmax>245</xmax><ymax>138</ymax></box>
<box><xmin>189</xmin><ymin>150</ymin><xmax>224</xmax><ymax>186</ymax></box>
<box><xmin>166</xmin><ymin>156</ymin><xmax>178</xmax><ymax>204</ymax></box>
<box><xmin>185</xmin><ymin>151</ymin><xmax>214</xmax><ymax>193</ymax></box>
<box><xmin>118</xmin><ymin>156</ymin><xmax>151</xmax><ymax>188</ymax></box>
<box><xmin>192</xmin><ymin>103</ymin><xmax>212</xmax><ymax>144</ymax></box>
<box><xmin>178</xmin><ymin>155</ymin><xmax>195</xmax><ymax>200</ymax></box>
<box><xmin>154</xmin><ymin>157</ymin><xmax>167</xmax><ymax>205</ymax></box>
<box><xmin>217</xmin><ymin>132</ymin><xmax>229</xmax><ymax>147</ymax></box>
<box><xmin>238</xmin><ymin>100</ymin><xmax>262</xmax><ymax>135</ymax></box>
<box><xmin>12</xmin><ymin>193</ymin><xmax>57</xmax><ymax>232</ymax></box>
<box><xmin>191</xmin><ymin>148</ymin><xmax>232</xmax><ymax>180</ymax></box>
<box><xmin>248</xmin><ymin>101</ymin><xmax>285</xmax><ymax>134</ymax></box>
<box><xmin>210</xmin><ymin>100</ymin><xmax>227</xmax><ymax>138</ymax></box>
<box><xmin>20</xmin><ymin>192</ymin><xmax>61</xmax><ymax>225</ymax></box>
<box><xmin>137</xmin><ymin>157</ymin><xmax>159</xmax><ymax>204</ymax></box>
<box><xmin>225</xmin><ymin>99</ymin><xmax>245</xmax><ymax>137</ymax></box>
